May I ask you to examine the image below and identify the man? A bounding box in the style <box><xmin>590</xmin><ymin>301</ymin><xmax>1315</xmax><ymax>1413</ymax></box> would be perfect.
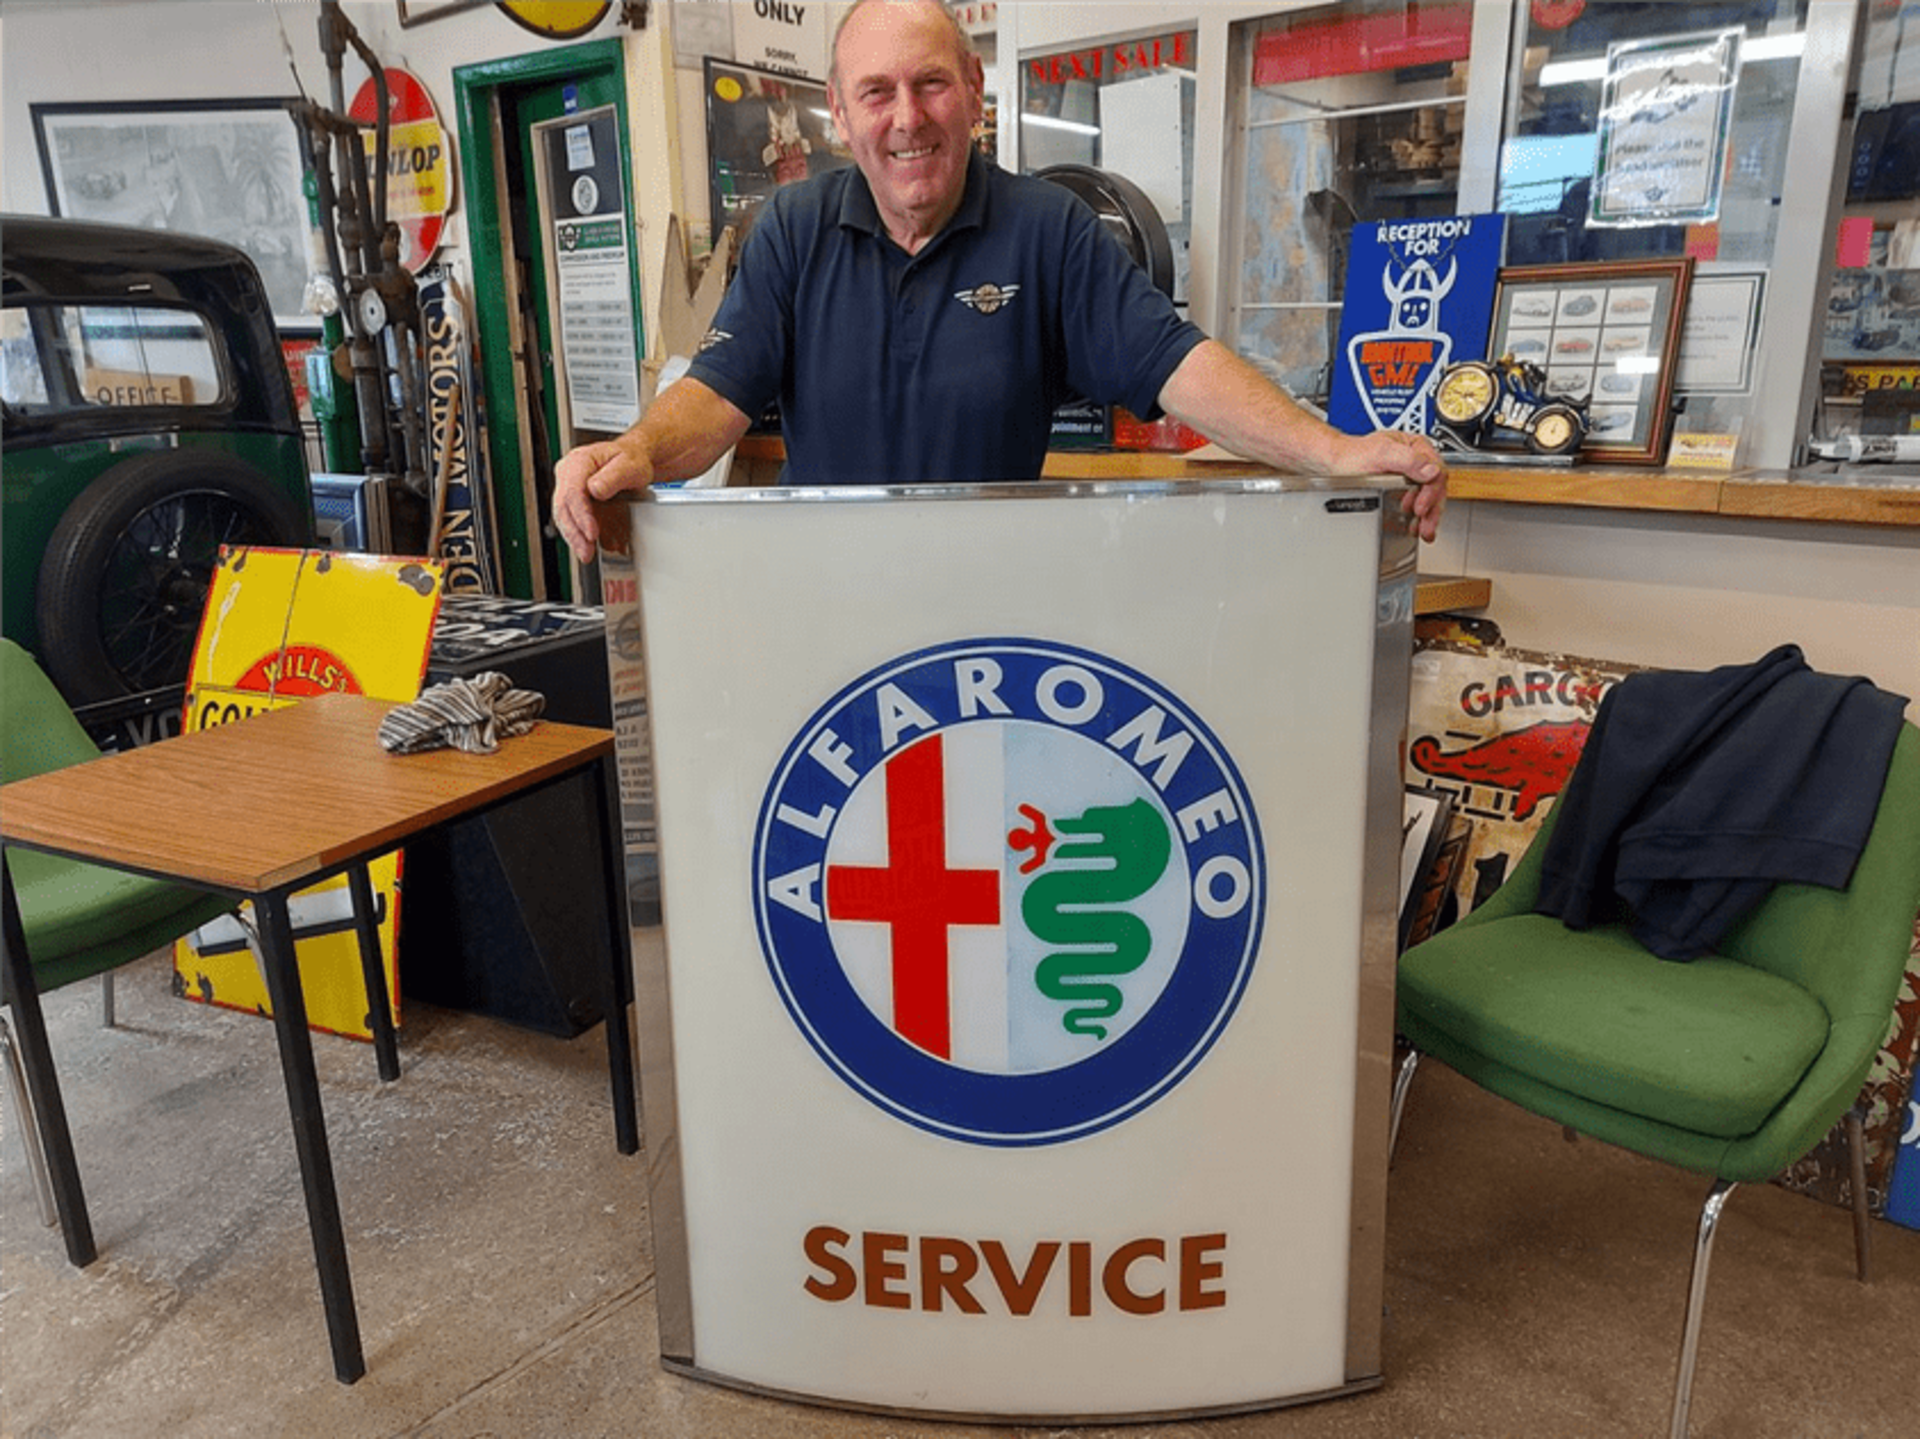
<box><xmin>554</xmin><ymin>0</ymin><xmax>1446</xmax><ymax>564</ymax></box>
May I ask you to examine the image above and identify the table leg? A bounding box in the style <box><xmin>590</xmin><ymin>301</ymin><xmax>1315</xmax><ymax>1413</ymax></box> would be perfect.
<box><xmin>1</xmin><ymin>850</ymin><xmax>97</xmax><ymax>1266</ymax></box>
<box><xmin>590</xmin><ymin>756</ymin><xmax>640</xmax><ymax>1156</ymax></box>
<box><xmin>255</xmin><ymin>888</ymin><xmax>366</xmax><ymax>1384</ymax></box>
<box><xmin>347</xmin><ymin>863</ymin><xmax>400</xmax><ymax>1083</ymax></box>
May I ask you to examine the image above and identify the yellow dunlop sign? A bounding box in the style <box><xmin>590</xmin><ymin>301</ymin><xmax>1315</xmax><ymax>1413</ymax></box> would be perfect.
<box><xmin>349</xmin><ymin>67</ymin><xmax>453</xmax><ymax>272</ymax></box>
<box><xmin>176</xmin><ymin>548</ymin><xmax>444</xmax><ymax>1041</ymax></box>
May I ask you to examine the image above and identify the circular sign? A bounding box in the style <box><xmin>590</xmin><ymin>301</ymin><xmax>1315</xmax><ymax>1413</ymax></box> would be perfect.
<box><xmin>497</xmin><ymin>1</ymin><xmax>612</xmax><ymax>40</ymax></box>
<box><xmin>347</xmin><ymin>66</ymin><xmax>453</xmax><ymax>274</ymax></box>
<box><xmin>1530</xmin><ymin>0</ymin><xmax>1586</xmax><ymax>31</ymax></box>
<box><xmin>753</xmin><ymin>638</ymin><xmax>1266</xmax><ymax>1147</ymax></box>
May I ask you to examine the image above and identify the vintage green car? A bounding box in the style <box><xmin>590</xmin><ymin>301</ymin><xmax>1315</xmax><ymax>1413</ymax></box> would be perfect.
<box><xmin>2</xmin><ymin>215</ymin><xmax>313</xmax><ymax>716</ymax></box>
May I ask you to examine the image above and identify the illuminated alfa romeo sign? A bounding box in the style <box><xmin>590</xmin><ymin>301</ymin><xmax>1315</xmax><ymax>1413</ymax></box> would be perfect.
<box><xmin>753</xmin><ymin>638</ymin><xmax>1265</xmax><ymax>1146</ymax></box>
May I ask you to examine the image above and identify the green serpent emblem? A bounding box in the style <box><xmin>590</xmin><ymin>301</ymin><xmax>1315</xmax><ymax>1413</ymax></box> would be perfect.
<box><xmin>1020</xmin><ymin>799</ymin><xmax>1172</xmax><ymax>1040</ymax></box>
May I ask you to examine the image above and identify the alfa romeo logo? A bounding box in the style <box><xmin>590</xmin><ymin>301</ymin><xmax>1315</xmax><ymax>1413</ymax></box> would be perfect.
<box><xmin>753</xmin><ymin>638</ymin><xmax>1265</xmax><ymax>1146</ymax></box>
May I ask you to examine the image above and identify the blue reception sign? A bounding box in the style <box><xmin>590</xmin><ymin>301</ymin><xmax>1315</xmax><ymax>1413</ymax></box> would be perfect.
<box><xmin>1328</xmin><ymin>214</ymin><xmax>1506</xmax><ymax>437</ymax></box>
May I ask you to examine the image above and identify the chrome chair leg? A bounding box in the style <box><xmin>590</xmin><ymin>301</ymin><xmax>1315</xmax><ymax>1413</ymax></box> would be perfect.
<box><xmin>101</xmin><ymin>970</ymin><xmax>115</xmax><ymax>1028</ymax></box>
<box><xmin>1670</xmin><ymin>1178</ymin><xmax>1738</xmax><ymax>1439</ymax></box>
<box><xmin>0</xmin><ymin>1012</ymin><xmax>58</xmax><ymax>1226</ymax></box>
<box><xmin>1389</xmin><ymin>1046</ymin><xmax>1419</xmax><ymax>1163</ymax></box>
<box><xmin>1846</xmin><ymin>1106</ymin><xmax>1873</xmax><ymax>1284</ymax></box>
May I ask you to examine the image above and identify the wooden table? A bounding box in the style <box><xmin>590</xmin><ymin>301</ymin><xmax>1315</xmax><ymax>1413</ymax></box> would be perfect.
<box><xmin>0</xmin><ymin>694</ymin><xmax>639</xmax><ymax>1383</ymax></box>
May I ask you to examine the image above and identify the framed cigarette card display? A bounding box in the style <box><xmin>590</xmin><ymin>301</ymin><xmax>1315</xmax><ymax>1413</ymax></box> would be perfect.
<box><xmin>1489</xmin><ymin>258</ymin><xmax>1694</xmax><ymax>465</ymax></box>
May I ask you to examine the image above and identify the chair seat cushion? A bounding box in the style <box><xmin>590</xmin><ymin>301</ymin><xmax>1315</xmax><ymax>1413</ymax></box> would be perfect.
<box><xmin>1399</xmin><ymin>914</ymin><xmax>1830</xmax><ymax>1139</ymax></box>
<box><xmin>10</xmin><ymin>847</ymin><xmax>220</xmax><ymax>963</ymax></box>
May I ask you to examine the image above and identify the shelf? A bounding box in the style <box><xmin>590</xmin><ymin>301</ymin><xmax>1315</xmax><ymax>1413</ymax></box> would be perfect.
<box><xmin>730</xmin><ymin>437</ymin><xmax>1920</xmax><ymax>528</ymax></box>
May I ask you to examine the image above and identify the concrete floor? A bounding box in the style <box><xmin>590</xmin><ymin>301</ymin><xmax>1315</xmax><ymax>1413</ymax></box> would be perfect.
<box><xmin>4</xmin><ymin>932</ymin><xmax>1918</xmax><ymax>1439</ymax></box>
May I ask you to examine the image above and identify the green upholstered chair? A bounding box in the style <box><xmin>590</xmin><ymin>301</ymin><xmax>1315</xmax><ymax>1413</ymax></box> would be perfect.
<box><xmin>1</xmin><ymin>639</ymin><xmax>237</xmax><ymax>1226</ymax></box>
<box><xmin>1393</xmin><ymin>721</ymin><xmax>1920</xmax><ymax>1438</ymax></box>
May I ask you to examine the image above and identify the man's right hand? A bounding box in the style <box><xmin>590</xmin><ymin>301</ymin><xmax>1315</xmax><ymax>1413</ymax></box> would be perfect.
<box><xmin>554</xmin><ymin>437</ymin><xmax>652</xmax><ymax>564</ymax></box>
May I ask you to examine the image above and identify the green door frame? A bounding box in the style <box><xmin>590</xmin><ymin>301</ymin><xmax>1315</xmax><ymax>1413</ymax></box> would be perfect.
<box><xmin>453</xmin><ymin>38</ymin><xmax>638</xmax><ymax>598</ymax></box>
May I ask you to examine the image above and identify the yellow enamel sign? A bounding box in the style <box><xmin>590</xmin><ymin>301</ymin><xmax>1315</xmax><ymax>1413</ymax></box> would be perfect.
<box><xmin>174</xmin><ymin>548</ymin><xmax>443</xmax><ymax>1040</ymax></box>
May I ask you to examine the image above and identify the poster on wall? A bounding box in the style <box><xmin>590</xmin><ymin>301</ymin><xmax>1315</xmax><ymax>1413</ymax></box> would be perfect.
<box><xmin>1590</xmin><ymin>28</ymin><xmax>1741</xmax><ymax>228</ymax></box>
<box><xmin>731</xmin><ymin>0</ymin><xmax>829</xmax><ymax>77</ymax></box>
<box><xmin>538</xmin><ymin>106</ymin><xmax>642</xmax><ymax>434</ymax></box>
<box><xmin>1328</xmin><ymin>214</ymin><xmax>1506</xmax><ymax>438</ymax></box>
<box><xmin>704</xmin><ymin>58</ymin><xmax>853</xmax><ymax>246</ymax></box>
<box><xmin>31</xmin><ymin>98</ymin><xmax>313</xmax><ymax>330</ymax></box>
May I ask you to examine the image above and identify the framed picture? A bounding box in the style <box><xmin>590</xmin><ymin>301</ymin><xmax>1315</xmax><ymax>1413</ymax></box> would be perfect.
<box><xmin>1490</xmin><ymin>258</ymin><xmax>1694</xmax><ymax>465</ymax></box>
<box><xmin>1677</xmin><ymin>270</ymin><xmax>1766</xmax><ymax>396</ymax></box>
<box><xmin>703</xmin><ymin>58</ymin><xmax>853</xmax><ymax>247</ymax></box>
<box><xmin>32</xmin><ymin>99</ymin><xmax>315</xmax><ymax>332</ymax></box>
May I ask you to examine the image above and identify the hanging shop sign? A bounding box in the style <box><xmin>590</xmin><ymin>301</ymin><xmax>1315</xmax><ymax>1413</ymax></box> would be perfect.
<box><xmin>1590</xmin><ymin>29</ymin><xmax>1741</xmax><ymax>229</ymax></box>
<box><xmin>1029</xmin><ymin>31</ymin><xmax>1194</xmax><ymax>87</ymax></box>
<box><xmin>498</xmin><ymin>1</ymin><xmax>613</xmax><ymax>40</ymax></box>
<box><xmin>1252</xmin><ymin>0</ymin><xmax>1471</xmax><ymax>87</ymax></box>
<box><xmin>540</xmin><ymin>105</ymin><xmax>642</xmax><ymax>433</ymax></box>
<box><xmin>1329</xmin><ymin>214</ymin><xmax>1507</xmax><ymax>438</ymax></box>
<box><xmin>348</xmin><ymin>66</ymin><xmax>453</xmax><ymax>273</ymax></box>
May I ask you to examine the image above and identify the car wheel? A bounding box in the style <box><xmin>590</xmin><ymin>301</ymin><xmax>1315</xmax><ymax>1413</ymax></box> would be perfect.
<box><xmin>1527</xmin><ymin>404</ymin><xmax>1585</xmax><ymax>457</ymax></box>
<box><xmin>35</xmin><ymin>449</ymin><xmax>309</xmax><ymax>706</ymax></box>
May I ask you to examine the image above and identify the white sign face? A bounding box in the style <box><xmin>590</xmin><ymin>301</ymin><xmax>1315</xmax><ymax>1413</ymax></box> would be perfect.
<box><xmin>1591</xmin><ymin>28</ymin><xmax>1741</xmax><ymax>227</ymax></box>
<box><xmin>539</xmin><ymin>107</ymin><xmax>641</xmax><ymax>433</ymax></box>
<box><xmin>732</xmin><ymin>0</ymin><xmax>829</xmax><ymax>78</ymax></box>
<box><xmin>630</xmin><ymin>483</ymin><xmax>1396</xmax><ymax>1418</ymax></box>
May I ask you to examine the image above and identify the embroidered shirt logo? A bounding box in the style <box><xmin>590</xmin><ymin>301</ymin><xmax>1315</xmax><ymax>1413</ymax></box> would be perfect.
<box><xmin>955</xmin><ymin>282</ymin><xmax>1020</xmax><ymax>316</ymax></box>
<box><xmin>697</xmin><ymin>327</ymin><xmax>733</xmax><ymax>352</ymax></box>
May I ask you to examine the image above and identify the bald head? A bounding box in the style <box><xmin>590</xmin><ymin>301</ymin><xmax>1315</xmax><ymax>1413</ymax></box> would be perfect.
<box><xmin>830</xmin><ymin>0</ymin><xmax>974</xmax><ymax>92</ymax></box>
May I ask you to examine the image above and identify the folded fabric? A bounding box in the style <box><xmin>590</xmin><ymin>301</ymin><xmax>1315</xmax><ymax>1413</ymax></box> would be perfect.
<box><xmin>378</xmin><ymin>673</ymin><xmax>545</xmax><ymax>755</ymax></box>
<box><xmin>1536</xmin><ymin>643</ymin><xmax>1909</xmax><ymax>960</ymax></box>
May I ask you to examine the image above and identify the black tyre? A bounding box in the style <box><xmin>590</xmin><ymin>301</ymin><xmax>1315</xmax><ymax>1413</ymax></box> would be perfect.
<box><xmin>1527</xmin><ymin>404</ymin><xmax>1585</xmax><ymax>457</ymax></box>
<box><xmin>35</xmin><ymin>450</ymin><xmax>309</xmax><ymax>705</ymax></box>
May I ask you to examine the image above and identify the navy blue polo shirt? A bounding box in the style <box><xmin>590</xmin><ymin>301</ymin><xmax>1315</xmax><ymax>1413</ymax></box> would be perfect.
<box><xmin>687</xmin><ymin>151</ymin><xmax>1206</xmax><ymax>485</ymax></box>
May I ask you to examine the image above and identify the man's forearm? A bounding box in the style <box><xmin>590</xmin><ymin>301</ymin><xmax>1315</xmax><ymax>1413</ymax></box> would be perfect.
<box><xmin>1157</xmin><ymin>340</ymin><xmax>1339</xmax><ymax>474</ymax></box>
<box><xmin>624</xmin><ymin>375</ymin><xmax>753</xmax><ymax>486</ymax></box>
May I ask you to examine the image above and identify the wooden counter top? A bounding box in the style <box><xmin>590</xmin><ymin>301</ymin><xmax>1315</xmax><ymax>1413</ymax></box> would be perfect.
<box><xmin>732</xmin><ymin>436</ymin><xmax>1920</xmax><ymax>528</ymax></box>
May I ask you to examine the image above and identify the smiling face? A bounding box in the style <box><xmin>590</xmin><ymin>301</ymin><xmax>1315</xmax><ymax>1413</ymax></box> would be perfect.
<box><xmin>828</xmin><ymin>0</ymin><xmax>984</xmax><ymax>253</ymax></box>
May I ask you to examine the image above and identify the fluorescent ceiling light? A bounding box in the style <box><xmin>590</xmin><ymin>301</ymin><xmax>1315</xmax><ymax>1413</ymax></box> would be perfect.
<box><xmin>1538</xmin><ymin>31</ymin><xmax>1804</xmax><ymax>87</ymax></box>
<box><xmin>1020</xmin><ymin>114</ymin><xmax>1101</xmax><ymax>136</ymax></box>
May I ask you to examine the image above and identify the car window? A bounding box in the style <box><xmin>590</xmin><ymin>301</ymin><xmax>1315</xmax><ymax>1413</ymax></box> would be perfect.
<box><xmin>1</xmin><ymin>301</ymin><xmax>226</xmax><ymax>414</ymax></box>
<box><xmin>0</xmin><ymin>307</ymin><xmax>49</xmax><ymax>407</ymax></box>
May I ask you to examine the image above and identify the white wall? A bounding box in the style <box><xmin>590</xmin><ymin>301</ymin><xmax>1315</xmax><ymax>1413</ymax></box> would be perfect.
<box><xmin>1424</xmin><ymin>501</ymin><xmax>1920</xmax><ymax>723</ymax></box>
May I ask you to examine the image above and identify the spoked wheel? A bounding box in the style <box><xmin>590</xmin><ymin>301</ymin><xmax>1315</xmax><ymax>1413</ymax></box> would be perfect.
<box><xmin>35</xmin><ymin>450</ymin><xmax>308</xmax><ymax>704</ymax></box>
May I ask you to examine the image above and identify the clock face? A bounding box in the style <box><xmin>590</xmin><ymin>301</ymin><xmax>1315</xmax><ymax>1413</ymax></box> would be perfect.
<box><xmin>1435</xmin><ymin>366</ymin><xmax>1494</xmax><ymax>423</ymax></box>
<box><xmin>497</xmin><ymin>1</ymin><xmax>612</xmax><ymax>39</ymax></box>
<box><xmin>1532</xmin><ymin>408</ymin><xmax>1580</xmax><ymax>453</ymax></box>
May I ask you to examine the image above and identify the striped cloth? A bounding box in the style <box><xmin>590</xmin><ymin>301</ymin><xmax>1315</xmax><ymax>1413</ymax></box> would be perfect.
<box><xmin>377</xmin><ymin>673</ymin><xmax>545</xmax><ymax>755</ymax></box>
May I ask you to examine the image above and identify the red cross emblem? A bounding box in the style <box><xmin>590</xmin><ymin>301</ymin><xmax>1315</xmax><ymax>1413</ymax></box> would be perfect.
<box><xmin>825</xmin><ymin>735</ymin><xmax>1001</xmax><ymax>1058</ymax></box>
